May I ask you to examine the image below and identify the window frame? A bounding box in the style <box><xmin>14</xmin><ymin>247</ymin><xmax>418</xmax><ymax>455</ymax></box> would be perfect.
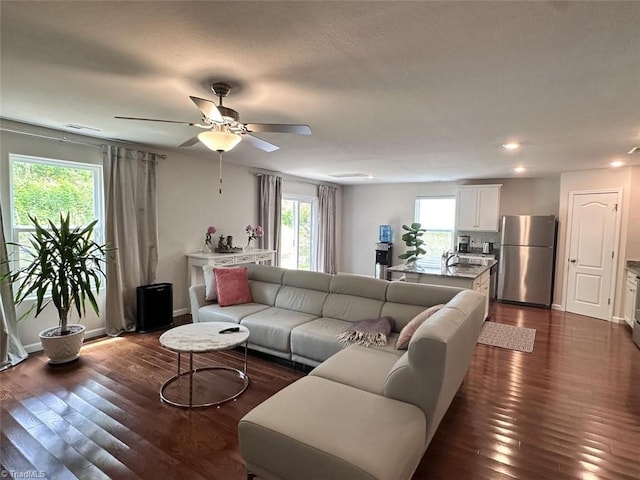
<box><xmin>414</xmin><ymin>195</ymin><xmax>457</xmax><ymax>266</ymax></box>
<box><xmin>8</xmin><ymin>153</ymin><xmax>105</xmax><ymax>273</ymax></box>
<box><xmin>280</xmin><ymin>194</ymin><xmax>318</xmax><ymax>271</ymax></box>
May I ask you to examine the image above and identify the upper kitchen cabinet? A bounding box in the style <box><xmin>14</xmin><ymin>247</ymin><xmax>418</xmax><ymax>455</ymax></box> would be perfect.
<box><xmin>456</xmin><ymin>185</ymin><xmax>502</xmax><ymax>231</ymax></box>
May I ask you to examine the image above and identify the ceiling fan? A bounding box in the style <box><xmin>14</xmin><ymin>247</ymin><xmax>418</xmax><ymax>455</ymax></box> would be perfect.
<box><xmin>115</xmin><ymin>82</ymin><xmax>312</xmax><ymax>153</ymax></box>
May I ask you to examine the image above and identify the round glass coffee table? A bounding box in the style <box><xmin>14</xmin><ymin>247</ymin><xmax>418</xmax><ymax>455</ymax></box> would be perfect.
<box><xmin>159</xmin><ymin>322</ymin><xmax>250</xmax><ymax>408</ymax></box>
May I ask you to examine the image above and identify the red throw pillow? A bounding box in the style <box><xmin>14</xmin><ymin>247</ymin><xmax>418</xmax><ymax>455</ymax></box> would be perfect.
<box><xmin>214</xmin><ymin>267</ymin><xmax>253</xmax><ymax>307</ymax></box>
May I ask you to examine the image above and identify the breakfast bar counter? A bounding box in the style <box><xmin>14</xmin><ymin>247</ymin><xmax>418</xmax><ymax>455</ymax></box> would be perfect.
<box><xmin>387</xmin><ymin>260</ymin><xmax>496</xmax><ymax>319</ymax></box>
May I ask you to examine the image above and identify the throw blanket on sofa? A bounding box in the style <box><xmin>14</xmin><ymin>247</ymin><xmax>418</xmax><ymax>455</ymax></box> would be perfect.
<box><xmin>338</xmin><ymin>317</ymin><xmax>394</xmax><ymax>347</ymax></box>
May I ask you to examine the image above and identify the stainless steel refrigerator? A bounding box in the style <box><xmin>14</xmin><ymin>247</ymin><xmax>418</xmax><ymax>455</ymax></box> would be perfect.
<box><xmin>497</xmin><ymin>215</ymin><xmax>557</xmax><ymax>307</ymax></box>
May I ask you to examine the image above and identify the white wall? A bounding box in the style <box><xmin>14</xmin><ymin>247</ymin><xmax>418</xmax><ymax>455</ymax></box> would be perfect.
<box><xmin>340</xmin><ymin>177</ymin><xmax>561</xmax><ymax>275</ymax></box>
<box><xmin>556</xmin><ymin>167</ymin><xmax>639</xmax><ymax>318</ymax></box>
<box><xmin>1</xmin><ymin>120</ymin><xmax>259</xmax><ymax>348</ymax></box>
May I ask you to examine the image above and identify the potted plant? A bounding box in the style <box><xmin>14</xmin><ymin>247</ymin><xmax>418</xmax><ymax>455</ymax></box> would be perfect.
<box><xmin>2</xmin><ymin>214</ymin><xmax>110</xmax><ymax>364</ymax></box>
<box><xmin>398</xmin><ymin>222</ymin><xmax>427</xmax><ymax>265</ymax></box>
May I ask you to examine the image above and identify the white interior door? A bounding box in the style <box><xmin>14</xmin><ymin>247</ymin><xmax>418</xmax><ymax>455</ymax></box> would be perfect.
<box><xmin>565</xmin><ymin>192</ymin><xmax>619</xmax><ymax>320</ymax></box>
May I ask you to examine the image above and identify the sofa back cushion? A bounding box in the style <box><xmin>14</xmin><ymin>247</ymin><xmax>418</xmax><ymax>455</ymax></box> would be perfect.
<box><xmin>383</xmin><ymin>290</ymin><xmax>485</xmax><ymax>445</ymax></box>
<box><xmin>275</xmin><ymin>270</ymin><xmax>332</xmax><ymax>316</ymax></box>
<box><xmin>323</xmin><ymin>274</ymin><xmax>388</xmax><ymax>322</ymax></box>
<box><xmin>246</xmin><ymin>264</ymin><xmax>287</xmax><ymax>306</ymax></box>
<box><xmin>382</xmin><ymin>282</ymin><xmax>462</xmax><ymax>331</ymax></box>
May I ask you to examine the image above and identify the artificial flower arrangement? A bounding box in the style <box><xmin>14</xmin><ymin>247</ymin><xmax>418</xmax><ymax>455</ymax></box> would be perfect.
<box><xmin>203</xmin><ymin>225</ymin><xmax>216</xmax><ymax>252</ymax></box>
<box><xmin>245</xmin><ymin>224</ymin><xmax>264</xmax><ymax>248</ymax></box>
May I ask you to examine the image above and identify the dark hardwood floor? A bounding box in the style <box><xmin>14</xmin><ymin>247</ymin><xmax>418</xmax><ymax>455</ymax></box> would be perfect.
<box><xmin>1</xmin><ymin>303</ymin><xmax>639</xmax><ymax>480</ymax></box>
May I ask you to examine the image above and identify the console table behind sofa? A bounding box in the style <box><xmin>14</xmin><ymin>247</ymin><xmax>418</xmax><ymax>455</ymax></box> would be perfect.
<box><xmin>186</xmin><ymin>249</ymin><xmax>276</xmax><ymax>287</ymax></box>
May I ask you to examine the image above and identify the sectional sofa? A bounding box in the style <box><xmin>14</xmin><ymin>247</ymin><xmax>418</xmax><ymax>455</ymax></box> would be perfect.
<box><xmin>189</xmin><ymin>264</ymin><xmax>485</xmax><ymax>480</ymax></box>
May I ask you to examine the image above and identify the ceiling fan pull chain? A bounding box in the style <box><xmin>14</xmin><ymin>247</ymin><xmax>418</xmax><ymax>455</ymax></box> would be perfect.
<box><xmin>219</xmin><ymin>151</ymin><xmax>224</xmax><ymax>194</ymax></box>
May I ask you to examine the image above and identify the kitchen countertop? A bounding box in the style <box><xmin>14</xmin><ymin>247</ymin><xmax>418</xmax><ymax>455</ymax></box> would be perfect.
<box><xmin>388</xmin><ymin>259</ymin><xmax>496</xmax><ymax>280</ymax></box>
<box><xmin>627</xmin><ymin>260</ymin><xmax>640</xmax><ymax>277</ymax></box>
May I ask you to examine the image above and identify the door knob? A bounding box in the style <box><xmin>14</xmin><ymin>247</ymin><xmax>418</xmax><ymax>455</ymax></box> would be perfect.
<box><xmin>569</xmin><ymin>258</ymin><xmax>577</xmax><ymax>263</ymax></box>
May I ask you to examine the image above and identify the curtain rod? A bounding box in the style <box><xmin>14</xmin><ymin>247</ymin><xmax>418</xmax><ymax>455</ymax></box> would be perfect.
<box><xmin>255</xmin><ymin>172</ymin><xmax>339</xmax><ymax>188</ymax></box>
<box><xmin>0</xmin><ymin>127</ymin><xmax>167</xmax><ymax>159</ymax></box>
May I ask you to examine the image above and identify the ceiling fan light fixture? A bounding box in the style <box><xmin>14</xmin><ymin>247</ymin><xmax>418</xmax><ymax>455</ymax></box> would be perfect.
<box><xmin>197</xmin><ymin>129</ymin><xmax>241</xmax><ymax>152</ymax></box>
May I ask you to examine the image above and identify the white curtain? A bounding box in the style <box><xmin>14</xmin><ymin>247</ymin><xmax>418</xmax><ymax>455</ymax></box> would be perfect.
<box><xmin>318</xmin><ymin>185</ymin><xmax>337</xmax><ymax>274</ymax></box>
<box><xmin>102</xmin><ymin>146</ymin><xmax>159</xmax><ymax>336</ymax></box>
<box><xmin>0</xmin><ymin>202</ymin><xmax>28</xmax><ymax>370</ymax></box>
<box><xmin>258</xmin><ymin>174</ymin><xmax>282</xmax><ymax>265</ymax></box>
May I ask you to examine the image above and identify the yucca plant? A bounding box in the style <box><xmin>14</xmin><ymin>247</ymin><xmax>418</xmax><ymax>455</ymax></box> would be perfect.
<box><xmin>4</xmin><ymin>213</ymin><xmax>109</xmax><ymax>334</ymax></box>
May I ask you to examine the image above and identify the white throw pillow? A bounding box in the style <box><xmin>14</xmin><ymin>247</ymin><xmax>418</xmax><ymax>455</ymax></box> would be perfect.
<box><xmin>203</xmin><ymin>265</ymin><xmax>217</xmax><ymax>301</ymax></box>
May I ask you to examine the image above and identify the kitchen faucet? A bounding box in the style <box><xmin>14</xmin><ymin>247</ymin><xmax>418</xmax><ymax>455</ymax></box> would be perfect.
<box><xmin>443</xmin><ymin>250</ymin><xmax>458</xmax><ymax>267</ymax></box>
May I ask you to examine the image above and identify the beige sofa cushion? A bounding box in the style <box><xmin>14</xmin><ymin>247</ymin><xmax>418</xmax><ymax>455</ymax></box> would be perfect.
<box><xmin>273</xmin><ymin>269</ymin><xmax>331</xmax><ymax>316</ymax></box>
<box><xmin>383</xmin><ymin>282</ymin><xmax>462</xmax><ymax>330</ymax></box>
<box><xmin>240</xmin><ymin>307</ymin><xmax>317</xmax><ymax>354</ymax></box>
<box><xmin>310</xmin><ymin>345</ymin><xmax>401</xmax><ymax>395</ymax></box>
<box><xmin>330</xmin><ymin>274</ymin><xmax>389</xmax><ymax>299</ymax></box>
<box><xmin>275</xmin><ymin>287</ymin><xmax>328</xmax><ymax>317</ymax></box>
<box><xmin>290</xmin><ymin>317</ymin><xmax>350</xmax><ymax>364</ymax></box>
<box><xmin>239</xmin><ymin>376</ymin><xmax>426</xmax><ymax>480</ymax></box>
<box><xmin>197</xmin><ymin>303</ymin><xmax>269</xmax><ymax>324</ymax></box>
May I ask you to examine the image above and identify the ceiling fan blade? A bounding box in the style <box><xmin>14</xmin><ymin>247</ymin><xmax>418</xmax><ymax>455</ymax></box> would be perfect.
<box><xmin>245</xmin><ymin>123</ymin><xmax>311</xmax><ymax>135</ymax></box>
<box><xmin>242</xmin><ymin>134</ymin><xmax>279</xmax><ymax>152</ymax></box>
<box><xmin>114</xmin><ymin>116</ymin><xmax>201</xmax><ymax>126</ymax></box>
<box><xmin>189</xmin><ymin>96</ymin><xmax>223</xmax><ymax>123</ymax></box>
<box><xmin>178</xmin><ymin>136</ymin><xmax>200</xmax><ymax>147</ymax></box>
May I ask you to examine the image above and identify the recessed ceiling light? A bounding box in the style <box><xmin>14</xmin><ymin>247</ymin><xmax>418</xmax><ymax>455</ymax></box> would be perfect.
<box><xmin>502</xmin><ymin>143</ymin><xmax>520</xmax><ymax>150</ymax></box>
<box><xmin>610</xmin><ymin>160</ymin><xmax>625</xmax><ymax>168</ymax></box>
<box><xmin>514</xmin><ymin>166</ymin><xmax>526</xmax><ymax>173</ymax></box>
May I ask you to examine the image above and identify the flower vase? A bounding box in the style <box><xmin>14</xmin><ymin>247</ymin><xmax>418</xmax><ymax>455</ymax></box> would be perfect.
<box><xmin>246</xmin><ymin>238</ymin><xmax>252</xmax><ymax>250</ymax></box>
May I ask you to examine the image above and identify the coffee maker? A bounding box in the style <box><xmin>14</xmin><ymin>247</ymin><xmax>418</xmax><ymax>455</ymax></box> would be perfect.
<box><xmin>457</xmin><ymin>235</ymin><xmax>471</xmax><ymax>253</ymax></box>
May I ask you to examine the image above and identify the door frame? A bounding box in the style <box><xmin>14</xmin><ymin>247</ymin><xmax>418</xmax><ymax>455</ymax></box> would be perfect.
<box><xmin>562</xmin><ymin>188</ymin><xmax>623</xmax><ymax>321</ymax></box>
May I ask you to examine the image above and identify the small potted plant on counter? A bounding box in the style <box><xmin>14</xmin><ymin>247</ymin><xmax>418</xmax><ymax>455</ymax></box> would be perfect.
<box><xmin>398</xmin><ymin>222</ymin><xmax>426</xmax><ymax>266</ymax></box>
<box><xmin>2</xmin><ymin>214</ymin><xmax>110</xmax><ymax>364</ymax></box>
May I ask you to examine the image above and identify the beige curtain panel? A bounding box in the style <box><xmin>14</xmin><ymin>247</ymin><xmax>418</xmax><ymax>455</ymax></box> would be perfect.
<box><xmin>0</xmin><ymin>202</ymin><xmax>28</xmax><ymax>370</ymax></box>
<box><xmin>102</xmin><ymin>146</ymin><xmax>159</xmax><ymax>336</ymax></box>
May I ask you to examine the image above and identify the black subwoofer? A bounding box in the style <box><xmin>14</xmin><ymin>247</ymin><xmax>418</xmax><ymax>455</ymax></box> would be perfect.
<box><xmin>136</xmin><ymin>283</ymin><xmax>173</xmax><ymax>333</ymax></box>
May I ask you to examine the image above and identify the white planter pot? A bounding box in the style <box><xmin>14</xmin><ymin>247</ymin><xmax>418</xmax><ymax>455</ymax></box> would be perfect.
<box><xmin>39</xmin><ymin>324</ymin><xmax>86</xmax><ymax>364</ymax></box>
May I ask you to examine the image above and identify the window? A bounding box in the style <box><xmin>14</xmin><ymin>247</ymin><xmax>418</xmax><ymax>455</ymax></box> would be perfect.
<box><xmin>280</xmin><ymin>195</ymin><xmax>317</xmax><ymax>270</ymax></box>
<box><xmin>9</xmin><ymin>154</ymin><xmax>104</xmax><ymax>266</ymax></box>
<box><xmin>415</xmin><ymin>196</ymin><xmax>456</xmax><ymax>266</ymax></box>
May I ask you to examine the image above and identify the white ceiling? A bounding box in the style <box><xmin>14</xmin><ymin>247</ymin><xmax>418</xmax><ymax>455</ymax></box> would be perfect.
<box><xmin>1</xmin><ymin>1</ymin><xmax>639</xmax><ymax>184</ymax></box>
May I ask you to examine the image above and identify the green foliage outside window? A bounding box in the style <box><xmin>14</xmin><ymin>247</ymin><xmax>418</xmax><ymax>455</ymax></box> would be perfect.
<box><xmin>281</xmin><ymin>199</ymin><xmax>313</xmax><ymax>270</ymax></box>
<box><xmin>12</xmin><ymin>161</ymin><xmax>95</xmax><ymax>227</ymax></box>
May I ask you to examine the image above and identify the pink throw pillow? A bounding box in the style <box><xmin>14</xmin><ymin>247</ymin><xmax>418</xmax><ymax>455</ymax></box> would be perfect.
<box><xmin>396</xmin><ymin>304</ymin><xmax>445</xmax><ymax>350</ymax></box>
<box><xmin>214</xmin><ymin>267</ymin><xmax>253</xmax><ymax>307</ymax></box>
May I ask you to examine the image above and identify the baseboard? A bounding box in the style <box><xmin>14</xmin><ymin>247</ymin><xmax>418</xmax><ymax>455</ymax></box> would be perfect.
<box><xmin>24</xmin><ymin>326</ymin><xmax>107</xmax><ymax>353</ymax></box>
<box><xmin>551</xmin><ymin>303</ymin><xmax>563</xmax><ymax>311</ymax></box>
<box><xmin>611</xmin><ymin>316</ymin><xmax>626</xmax><ymax>324</ymax></box>
<box><xmin>24</xmin><ymin>311</ymin><xmax>189</xmax><ymax>354</ymax></box>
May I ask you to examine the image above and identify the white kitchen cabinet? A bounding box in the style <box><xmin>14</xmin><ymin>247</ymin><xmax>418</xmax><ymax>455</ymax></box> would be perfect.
<box><xmin>623</xmin><ymin>270</ymin><xmax>637</xmax><ymax>328</ymax></box>
<box><xmin>456</xmin><ymin>185</ymin><xmax>502</xmax><ymax>232</ymax></box>
<box><xmin>473</xmin><ymin>269</ymin><xmax>491</xmax><ymax>320</ymax></box>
